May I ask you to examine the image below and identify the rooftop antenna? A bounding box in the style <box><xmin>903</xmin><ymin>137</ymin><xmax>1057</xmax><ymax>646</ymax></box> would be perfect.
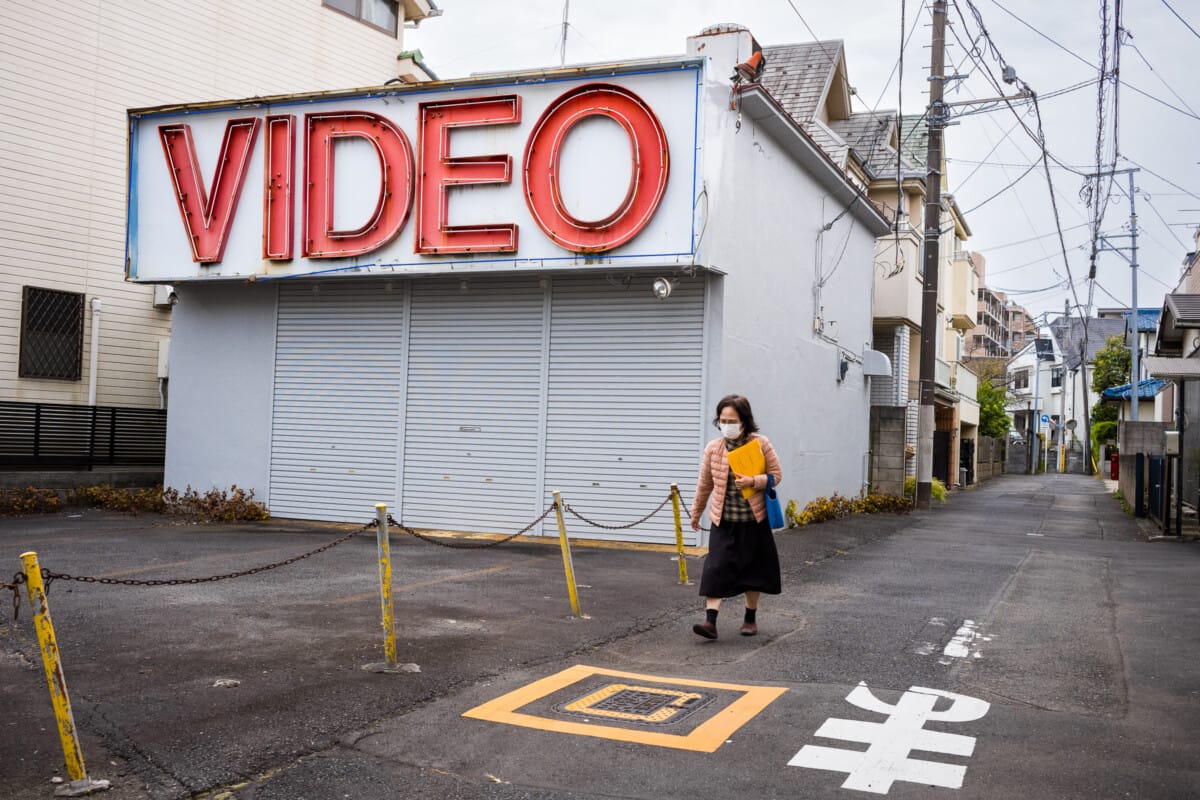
<box><xmin>560</xmin><ymin>0</ymin><xmax>570</xmax><ymax>67</ymax></box>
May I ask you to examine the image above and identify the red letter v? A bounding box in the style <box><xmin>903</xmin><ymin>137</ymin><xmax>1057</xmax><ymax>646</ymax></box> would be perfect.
<box><xmin>159</xmin><ymin>118</ymin><xmax>261</xmax><ymax>263</ymax></box>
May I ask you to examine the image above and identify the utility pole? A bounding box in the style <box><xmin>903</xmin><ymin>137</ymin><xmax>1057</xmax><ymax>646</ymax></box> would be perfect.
<box><xmin>916</xmin><ymin>0</ymin><xmax>948</xmax><ymax>508</ymax></box>
<box><xmin>1088</xmin><ymin>167</ymin><xmax>1142</xmax><ymax>420</ymax></box>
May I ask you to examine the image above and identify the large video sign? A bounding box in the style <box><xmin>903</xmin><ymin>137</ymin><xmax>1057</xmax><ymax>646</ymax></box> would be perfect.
<box><xmin>127</xmin><ymin>66</ymin><xmax>699</xmax><ymax>282</ymax></box>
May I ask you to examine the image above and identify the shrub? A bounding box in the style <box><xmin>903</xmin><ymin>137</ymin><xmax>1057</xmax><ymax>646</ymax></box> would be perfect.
<box><xmin>0</xmin><ymin>486</ymin><xmax>61</xmax><ymax>516</ymax></box>
<box><xmin>69</xmin><ymin>484</ymin><xmax>165</xmax><ymax>513</ymax></box>
<box><xmin>903</xmin><ymin>476</ymin><xmax>947</xmax><ymax>503</ymax></box>
<box><xmin>783</xmin><ymin>490</ymin><xmax>910</xmax><ymax>527</ymax></box>
<box><xmin>162</xmin><ymin>485</ymin><xmax>271</xmax><ymax>522</ymax></box>
<box><xmin>65</xmin><ymin>484</ymin><xmax>270</xmax><ymax>522</ymax></box>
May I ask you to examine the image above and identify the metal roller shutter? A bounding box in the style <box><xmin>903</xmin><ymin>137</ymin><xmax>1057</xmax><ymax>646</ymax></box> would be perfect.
<box><xmin>401</xmin><ymin>276</ymin><xmax>546</xmax><ymax>532</ymax></box>
<box><xmin>269</xmin><ymin>280</ymin><xmax>405</xmax><ymax>521</ymax></box>
<box><xmin>543</xmin><ymin>274</ymin><xmax>706</xmax><ymax>544</ymax></box>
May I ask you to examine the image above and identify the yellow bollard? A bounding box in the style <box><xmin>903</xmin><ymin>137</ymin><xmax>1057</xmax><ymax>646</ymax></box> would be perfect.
<box><xmin>362</xmin><ymin>505</ymin><xmax>419</xmax><ymax>674</ymax></box>
<box><xmin>670</xmin><ymin>484</ymin><xmax>691</xmax><ymax>585</ymax></box>
<box><xmin>20</xmin><ymin>551</ymin><xmax>111</xmax><ymax>796</ymax></box>
<box><xmin>552</xmin><ymin>491</ymin><xmax>582</xmax><ymax>617</ymax></box>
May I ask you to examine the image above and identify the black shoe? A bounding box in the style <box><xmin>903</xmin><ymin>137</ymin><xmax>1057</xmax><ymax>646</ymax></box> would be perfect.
<box><xmin>693</xmin><ymin>621</ymin><xmax>718</xmax><ymax>639</ymax></box>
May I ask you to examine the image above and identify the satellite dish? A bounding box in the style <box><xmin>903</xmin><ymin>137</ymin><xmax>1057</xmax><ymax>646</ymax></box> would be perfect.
<box><xmin>1066</xmin><ymin>419</ymin><xmax>1077</xmax><ymax>431</ymax></box>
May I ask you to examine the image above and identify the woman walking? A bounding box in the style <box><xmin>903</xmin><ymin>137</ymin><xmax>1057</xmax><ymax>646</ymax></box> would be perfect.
<box><xmin>689</xmin><ymin>394</ymin><xmax>782</xmax><ymax>639</ymax></box>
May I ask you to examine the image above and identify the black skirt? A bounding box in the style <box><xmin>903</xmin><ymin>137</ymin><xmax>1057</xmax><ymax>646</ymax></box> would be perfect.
<box><xmin>698</xmin><ymin>517</ymin><xmax>782</xmax><ymax>597</ymax></box>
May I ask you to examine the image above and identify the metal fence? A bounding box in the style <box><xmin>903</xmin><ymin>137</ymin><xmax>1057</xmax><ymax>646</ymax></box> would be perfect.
<box><xmin>0</xmin><ymin>400</ymin><xmax>166</xmax><ymax>469</ymax></box>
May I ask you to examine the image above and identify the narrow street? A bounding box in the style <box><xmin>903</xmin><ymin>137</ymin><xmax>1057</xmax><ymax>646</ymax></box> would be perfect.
<box><xmin>3</xmin><ymin>473</ymin><xmax>1198</xmax><ymax>799</ymax></box>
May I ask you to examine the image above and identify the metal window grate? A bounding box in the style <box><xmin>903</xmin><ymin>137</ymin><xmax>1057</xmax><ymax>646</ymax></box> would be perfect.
<box><xmin>19</xmin><ymin>287</ymin><xmax>85</xmax><ymax>381</ymax></box>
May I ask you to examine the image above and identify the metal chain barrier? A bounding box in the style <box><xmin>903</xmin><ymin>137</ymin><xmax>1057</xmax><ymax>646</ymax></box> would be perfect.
<box><xmin>562</xmin><ymin>494</ymin><xmax>673</xmax><ymax>530</ymax></box>
<box><xmin>3</xmin><ymin>572</ymin><xmax>25</xmax><ymax>620</ymax></box>
<box><xmin>387</xmin><ymin>504</ymin><xmax>556</xmax><ymax>549</ymax></box>
<box><xmin>37</xmin><ymin>519</ymin><xmax>378</xmax><ymax>594</ymax></box>
<box><xmin>673</xmin><ymin>487</ymin><xmax>711</xmax><ymax>533</ymax></box>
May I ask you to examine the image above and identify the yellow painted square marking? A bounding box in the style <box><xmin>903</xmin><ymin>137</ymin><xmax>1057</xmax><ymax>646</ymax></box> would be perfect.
<box><xmin>462</xmin><ymin>665</ymin><xmax>787</xmax><ymax>752</ymax></box>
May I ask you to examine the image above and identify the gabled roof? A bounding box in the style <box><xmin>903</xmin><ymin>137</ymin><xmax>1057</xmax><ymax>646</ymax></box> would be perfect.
<box><xmin>830</xmin><ymin>110</ymin><xmax>923</xmax><ymax>178</ymax></box>
<box><xmin>898</xmin><ymin>114</ymin><xmax>929</xmax><ymax>170</ymax></box>
<box><xmin>759</xmin><ymin>42</ymin><xmax>922</xmax><ymax>183</ymax></box>
<box><xmin>760</xmin><ymin>41</ymin><xmax>844</xmax><ymax>125</ymax></box>
<box><xmin>1156</xmin><ymin>294</ymin><xmax>1200</xmax><ymax>356</ymax></box>
<box><xmin>1049</xmin><ymin>316</ymin><xmax>1127</xmax><ymax>370</ymax></box>
<box><xmin>1127</xmin><ymin>308</ymin><xmax>1161</xmax><ymax>332</ymax></box>
<box><xmin>1102</xmin><ymin>378</ymin><xmax>1168</xmax><ymax>401</ymax></box>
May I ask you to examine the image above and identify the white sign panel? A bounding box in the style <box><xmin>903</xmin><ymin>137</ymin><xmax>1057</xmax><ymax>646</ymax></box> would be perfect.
<box><xmin>127</xmin><ymin>65</ymin><xmax>701</xmax><ymax>282</ymax></box>
<box><xmin>789</xmin><ymin>682</ymin><xmax>990</xmax><ymax>794</ymax></box>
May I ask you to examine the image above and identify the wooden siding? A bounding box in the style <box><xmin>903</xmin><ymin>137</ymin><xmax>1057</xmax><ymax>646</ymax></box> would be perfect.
<box><xmin>0</xmin><ymin>1</ymin><xmax>418</xmax><ymax>407</ymax></box>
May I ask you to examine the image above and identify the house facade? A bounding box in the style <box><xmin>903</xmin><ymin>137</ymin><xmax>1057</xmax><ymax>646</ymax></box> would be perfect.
<box><xmin>759</xmin><ymin>45</ymin><xmax>981</xmax><ymax>488</ymax></box>
<box><xmin>1</xmin><ymin>1</ymin><xmax>438</xmax><ymax>419</ymax></box>
<box><xmin>128</xmin><ymin>26</ymin><xmax>891</xmax><ymax>542</ymax></box>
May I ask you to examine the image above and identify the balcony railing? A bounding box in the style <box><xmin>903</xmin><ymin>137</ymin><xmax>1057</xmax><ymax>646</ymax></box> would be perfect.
<box><xmin>935</xmin><ymin>358</ymin><xmax>952</xmax><ymax>389</ymax></box>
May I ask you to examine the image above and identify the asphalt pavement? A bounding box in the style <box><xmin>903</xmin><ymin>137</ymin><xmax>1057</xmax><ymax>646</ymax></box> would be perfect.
<box><xmin>2</xmin><ymin>474</ymin><xmax>1198</xmax><ymax>799</ymax></box>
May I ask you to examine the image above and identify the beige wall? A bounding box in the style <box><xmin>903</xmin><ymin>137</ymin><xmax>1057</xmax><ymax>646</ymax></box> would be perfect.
<box><xmin>1</xmin><ymin>1</ymin><xmax>419</xmax><ymax>407</ymax></box>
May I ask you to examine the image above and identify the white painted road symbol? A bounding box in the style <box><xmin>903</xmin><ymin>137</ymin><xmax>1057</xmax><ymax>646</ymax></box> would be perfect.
<box><xmin>789</xmin><ymin>682</ymin><xmax>990</xmax><ymax>794</ymax></box>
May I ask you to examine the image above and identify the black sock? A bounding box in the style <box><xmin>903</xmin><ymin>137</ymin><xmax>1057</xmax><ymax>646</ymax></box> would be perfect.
<box><xmin>744</xmin><ymin>607</ymin><xmax>757</xmax><ymax>623</ymax></box>
<box><xmin>705</xmin><ymin>608</ymin><xmax>719</xmax><ymax>625</ymax></box>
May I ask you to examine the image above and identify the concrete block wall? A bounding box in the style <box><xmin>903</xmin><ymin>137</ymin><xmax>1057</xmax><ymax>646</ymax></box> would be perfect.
<box><xmin>1118</xmin><ymin>421</ymin><xmax>1171</xmax><ymax>514</ymax></box>
<box><xmin>870</xmin><ymin>406</ymin><xmax>907</xmax><ymax>495</ymax></box>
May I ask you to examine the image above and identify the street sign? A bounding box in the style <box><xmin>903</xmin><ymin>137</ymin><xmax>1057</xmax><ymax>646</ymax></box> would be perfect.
<box><xmin>1041</xmin><ymin>414</ymin><xmax>1050</xmax><ymax>424</ymax></box>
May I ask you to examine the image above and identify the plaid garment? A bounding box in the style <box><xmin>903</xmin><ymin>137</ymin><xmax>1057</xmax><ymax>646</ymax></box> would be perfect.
<box><xmin>721</xmin><ymin>436</ymin><xmax>756</xmax><ymax>523</ymax></box>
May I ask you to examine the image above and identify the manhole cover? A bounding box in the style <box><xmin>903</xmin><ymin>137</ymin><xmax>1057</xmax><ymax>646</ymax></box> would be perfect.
<box><xmin>555</xmin><ymin>683</ymin><xmax>715</xmax><ymax>726</ymax></box>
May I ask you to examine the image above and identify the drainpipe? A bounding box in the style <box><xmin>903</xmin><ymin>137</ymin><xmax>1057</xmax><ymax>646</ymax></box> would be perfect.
<box><xmin>87</xmin><ymin>299</ymin><xmax>102</xmax><ymax>406</ymax></box>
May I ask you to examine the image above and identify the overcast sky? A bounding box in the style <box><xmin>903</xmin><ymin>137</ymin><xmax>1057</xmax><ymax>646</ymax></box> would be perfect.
<box><xmin>407</xmin><ymin>0</ymin><xmax>1200</xmax><ymax>324</ymax></box>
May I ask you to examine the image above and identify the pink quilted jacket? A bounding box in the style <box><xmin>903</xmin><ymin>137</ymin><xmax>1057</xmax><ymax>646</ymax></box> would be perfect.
<box><xmin>690</xmin><ymin>433</ymin><xmax>783</xmax><ymax>527</ymax></box>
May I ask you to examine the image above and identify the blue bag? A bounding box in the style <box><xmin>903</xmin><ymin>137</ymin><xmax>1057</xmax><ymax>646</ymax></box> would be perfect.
<box><xmin>765</xmin><ymin>474</ymin><xmax>785</xmax><ymax>529</ymax></box>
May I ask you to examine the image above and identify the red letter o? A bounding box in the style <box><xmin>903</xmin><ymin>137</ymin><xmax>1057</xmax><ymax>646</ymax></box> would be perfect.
<box><xmin>523</xmin><ymin>84</ymin><xmax>669</xmax><ymax>254</ymax></box>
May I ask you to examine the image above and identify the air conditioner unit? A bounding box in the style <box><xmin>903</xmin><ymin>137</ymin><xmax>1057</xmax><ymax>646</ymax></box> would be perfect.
<box><xmin>153</xmin><ymin>284</ymin><xmax>177</xmax><ymax>308</ymax></box>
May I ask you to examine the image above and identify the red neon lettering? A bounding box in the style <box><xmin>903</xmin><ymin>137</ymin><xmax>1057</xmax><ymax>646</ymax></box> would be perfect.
<box><xmin>159</xmin><ymin>118</ymin><xmax>261</xmax><ymax>263</ymax></box>
<box><xmin>415</xmin><ymin>96</ymin><xmax>521</xmax><ymax>254</ymax></box>
<box><xmin>263</xmin><ymin>115</ymin><xmax>295</xmax><ymax>260</ymax></box>
<box><xmin>523</xmin><ymin>84</ymin><xmax>670</xmax><ymax>253</ymax></box>
<box><xmin>303</xmin><ymin>111</ymin><xmax>414</xmax><ymax>259</ymax></box>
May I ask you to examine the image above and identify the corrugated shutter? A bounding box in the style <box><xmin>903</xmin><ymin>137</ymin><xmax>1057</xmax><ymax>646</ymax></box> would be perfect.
<box><xmin>401</xmin><ymin>276</ymin><xmax>546</xmax><ymax>532</ymax></box>
<box><xmin>269</xmin><ymin>280</ymin><xmax>405</xmax><ymax>521</ymax></box>
<box><xmin>543</xmin><ymin>274</ymin><xmax>705</xmax><ymax>544</ymax></box>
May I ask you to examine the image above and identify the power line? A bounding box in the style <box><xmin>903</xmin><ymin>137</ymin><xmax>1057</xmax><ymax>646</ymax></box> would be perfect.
<box><xmin>985</xmin><ymin>0</ymin><xmax>1200</xmax><ymax>122</ymax></box>
<box><xmin>1160</xmin><ymin>0</ymin><xmax>1200</xmax><ymax>41</ymax></box>
<box><xmin>1121</xmin><ymin>155</ymin><xmax>1200</xmax><ymax>202</ymax></box>
<box><xmin>960</xmin><ymin>160</ymin><xmax>1039</xmax><ymax>215</ymax></box>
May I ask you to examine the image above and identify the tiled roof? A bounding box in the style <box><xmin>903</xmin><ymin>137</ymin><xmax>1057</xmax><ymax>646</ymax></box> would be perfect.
<box><xmin>760</xmin><ymin>41</ymin><xmax>843</xmax><ymax>125</ymax></box>
<box><xmin>1050</xmin><ymin>316</ymin><xmax>1127</xmax><ymax>370</ymax></box>
<box><xmin>830</xmin><ymin>111</ymin><xmax>922</xmax><ymax>177</ymax></box>
<box><xmin>759</xmin><ymin>42</ymin><xmax>921</xmax><ymax>181</ymax></box>
<box><xmin>1127</xmin><ymin>309</ymin><xmax>1161</xmax><ymax>332</ymax></box>
<box><xmin>1102</xmin><ymin>378</ymin><xmax>1168</xmax><ymax>401</ymax></box>
<box><xmin>1164</xmin><ymin>294</ymin><xmax>1200</xmax><ymax>325</ymax></box>
<box><xmin>898</xmin><ymin>114</ymin><xmax>928</xmax><ymax>170</ymax></box>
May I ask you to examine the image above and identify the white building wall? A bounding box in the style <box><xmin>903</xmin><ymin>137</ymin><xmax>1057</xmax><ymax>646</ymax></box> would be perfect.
<box><xmin>689</xmin><ymin>28</ymin><xmax>885</xmax><ymax>505</ymax></box>
<box><xmin>164</xmin><ymin>283</ymin><xmax>277</xmax><ymax>494</ymax></box>
<box><xmin>0</xmin><ymin>2</ymin><xmax>415</xmax><ymax>407</ymax></box>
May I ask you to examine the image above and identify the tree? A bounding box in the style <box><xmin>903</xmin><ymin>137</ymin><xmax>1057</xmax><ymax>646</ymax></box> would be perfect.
<box><xmin>1091</xmin><ymin>334</ymin><xmax>1131</xmax><ymax>395</ymax></box>
<box><xmin>977</xmin><ymin>378</ymin><xmax>1011</xmax><ymax>439</ymax></box>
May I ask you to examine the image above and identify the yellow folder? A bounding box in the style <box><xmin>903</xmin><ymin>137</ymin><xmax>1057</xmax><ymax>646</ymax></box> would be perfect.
<box><xmin>726</xmin><ymin>438</ymin><xmax>765</xmax><ymax>499</ymax></box>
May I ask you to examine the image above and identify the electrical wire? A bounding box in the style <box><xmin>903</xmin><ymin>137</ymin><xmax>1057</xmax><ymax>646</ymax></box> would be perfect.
<box><xmin>1160</xmin><ymin>0</ymin><xmax>1200</xmax><ymax>41</ymax></box>
<box><xmin>985</xmin><ymin>0</ymin><xmax>1200</xmax><ymax>123</ymax></box>
<box><xmin>1120</xmin><ymin>155</ymin><xmax>1200</xmax><ymax>202</ymax></box>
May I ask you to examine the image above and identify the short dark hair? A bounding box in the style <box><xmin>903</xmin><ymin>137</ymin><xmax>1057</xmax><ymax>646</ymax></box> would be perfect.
<box><xmin>713</xmin><ymin>394</ymin><xmax>759</xmax><ymax>434</ymax></box>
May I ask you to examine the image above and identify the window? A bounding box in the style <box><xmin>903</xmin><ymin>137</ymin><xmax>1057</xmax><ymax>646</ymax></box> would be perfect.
<box><xmin>1051</xmin><ymin>367</ymin><xmax>1063</xmax><ymax>388</ymax></box>
<box><xmin>1013</xmin><ymin>369</ymin><xmax>1029</xmax><ymax>390</ymax></box>
<box><xmin>323</xmin><ymin>0</ymin><xmax>399</xmax><ymax>35</ymax></box>
<box><xmin>19</xmin><ymin>287</ymin><xmax>85</xmax><ymax>380</ymax></box>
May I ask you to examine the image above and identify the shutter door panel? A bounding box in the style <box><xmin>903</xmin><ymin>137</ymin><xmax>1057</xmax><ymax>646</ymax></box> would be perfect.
<box><xmin>401</xmin><ymin>277</ymin><xmax>544</xmax><ymax>532</ymax></box>
<box><xmin>270</xmin><ymin>281</ymin><xmax>405</xmax><ymax>521</ymax></box>
<box><xmin>544</xmin><ymin>274</ymin><xmax>705</xmax><ymax>544</ymax></box>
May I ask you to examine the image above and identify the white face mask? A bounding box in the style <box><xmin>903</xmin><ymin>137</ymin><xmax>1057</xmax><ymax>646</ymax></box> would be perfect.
<box><xmin>719</xmin><ymin>422</ymin><xmax>743</xmax><ymax>439</ymax></box>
